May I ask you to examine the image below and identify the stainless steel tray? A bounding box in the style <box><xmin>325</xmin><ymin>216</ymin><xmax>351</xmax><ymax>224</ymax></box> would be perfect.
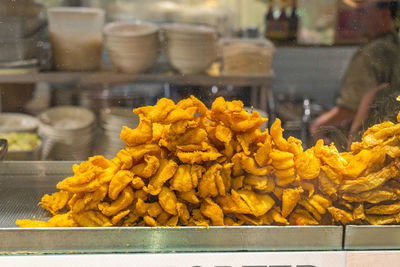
<box><xmin>0</xmin><ymin>162</ymin><xmax>343</xmax><ymax>254</ymax></box>
<box><xmin>345</xmin><ymin>225</ymin><xmax>400</xmax><ymax>250</ymax></box>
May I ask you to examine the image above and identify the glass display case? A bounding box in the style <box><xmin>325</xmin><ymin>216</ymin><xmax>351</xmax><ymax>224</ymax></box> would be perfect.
<box><xmin>1</xmin><ymin>0</ymin><xmax>400</xmax><ymax>265</ymax></box>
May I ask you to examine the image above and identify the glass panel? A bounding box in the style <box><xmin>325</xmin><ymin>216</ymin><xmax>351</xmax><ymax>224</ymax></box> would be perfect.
<box><xmin>1</xmin><ymin>0</ymin><xmax>400</xmax><ymax>235</ymax></box>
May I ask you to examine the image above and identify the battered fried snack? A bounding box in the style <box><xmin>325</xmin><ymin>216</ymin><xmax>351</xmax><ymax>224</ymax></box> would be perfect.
<box><xmin>16</xmin><ymin>96</ymin><xmax>400</xmax><ymax>227</ymax></box>
<box><xmin>40</xmin><ymin>191</ymin><xmax>71</xmax><ymax>215</ymax></box>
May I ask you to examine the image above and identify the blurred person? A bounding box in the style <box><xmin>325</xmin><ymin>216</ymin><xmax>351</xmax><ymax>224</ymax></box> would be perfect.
<box><xmin>310</xmin><ymin>0</ymin><xmax>400</xmax><ymax>150</ymax></box>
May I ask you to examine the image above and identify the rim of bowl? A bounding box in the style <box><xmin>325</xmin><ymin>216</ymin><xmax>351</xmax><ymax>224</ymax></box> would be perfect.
<box><xmin>162</xmin><ymin>23</ymin><xmax>217</xmax><ymax>35</ymax></box>
<box><xmin>47</xmin><ymin>7</ymin><xmax>105</xmax><ymax>15</ymax></box>
<box><xmin>38</xmin><ymin>106</ymin><xmax>95</xmax><ymax>131</ymax></box>
<box><xmin>104</xmin><ymin>21</ymin><xmax>159</xmax><ymax>38</ymax></box>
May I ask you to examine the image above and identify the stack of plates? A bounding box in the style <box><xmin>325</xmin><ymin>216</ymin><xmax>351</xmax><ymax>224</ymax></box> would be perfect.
<box><xmin>104</xmin><ymin>21</ymin><xmax>160</xmax><ymax>74</ymax></box>
<box><xmin>96</xmin><ymin>107</ymin><xmax>140</xmax><ymax>158</ymax></box>
<box><xmin>38</xmin><ymin>106</ymin><xmax>96</xmax><ymax>160</ymax></box>
<box><xmin>163</xmin><ymin>23</ymin><xmax>219</xmax><ymax>74</ymax></box>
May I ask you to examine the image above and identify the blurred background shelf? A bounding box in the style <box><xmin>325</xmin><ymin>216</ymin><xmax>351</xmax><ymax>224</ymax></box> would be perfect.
<box><xmin>0</xmin><ymin>70</ymin><xmax>273</xmax><ymax>87</ymax></box>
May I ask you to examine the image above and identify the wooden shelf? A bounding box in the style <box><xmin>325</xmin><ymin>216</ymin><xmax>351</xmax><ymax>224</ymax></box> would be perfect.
<box><xmin>0</xmin><ymin>71</ymin><xmax>272</xmax><ymax>87</ymax></box>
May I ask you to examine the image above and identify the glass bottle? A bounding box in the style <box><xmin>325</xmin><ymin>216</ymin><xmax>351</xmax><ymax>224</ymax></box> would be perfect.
<box><xmin>288</xmin><ymin>0</ymin><xmax>299</xmax><ymax>43</ymax></box>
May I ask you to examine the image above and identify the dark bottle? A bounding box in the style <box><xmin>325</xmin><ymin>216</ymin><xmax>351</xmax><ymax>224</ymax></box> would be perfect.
<box><xmin>288</xmin><ymin>0</ymin><xmax>299</xmax><ymax>43</ymax></box>
<box><xmin>265</xmin><ymin>5</ymin><xmax>274</xmax><ymax>38</ymax></box>
<box><xmin>276</xmin><ymin>5</ymin><xmax>289</xmax><ymax>42</ymax></box>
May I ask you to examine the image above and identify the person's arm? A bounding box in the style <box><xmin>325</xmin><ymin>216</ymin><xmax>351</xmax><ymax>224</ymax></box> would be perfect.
<box><xmin>347</xmin><ymin>83</ymin><xmax>388</xmax><ymax>148</ymax></box>
<box><xmin>309</xmin><ymin>106</ymin><xmax>356</xmax><ymax>142</ymax></box>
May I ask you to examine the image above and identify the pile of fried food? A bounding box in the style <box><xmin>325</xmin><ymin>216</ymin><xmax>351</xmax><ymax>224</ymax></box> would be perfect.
<box><xmin>16</xmin><ymin>96</ymin><xmax>400</xmax><ymax>227</ymax></box>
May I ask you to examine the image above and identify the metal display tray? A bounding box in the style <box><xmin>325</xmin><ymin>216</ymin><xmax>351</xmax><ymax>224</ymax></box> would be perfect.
<box><xmin>345</xmin><ymin>225</ymin><xmax>400</xmax><ymax>250</ymax></box>
<box><xmin>0</xmin><ymin>161</ymin><xmax>343</xmax><ymax>254</ymax></box>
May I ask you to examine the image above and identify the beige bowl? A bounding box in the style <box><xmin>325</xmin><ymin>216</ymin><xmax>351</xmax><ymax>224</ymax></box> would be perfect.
<box><xmin>104</xmin><ymin>21</ymin><xmax>160</xmax><ymax>73</ymax></box>
<box><xmin>104</xmin><ymin>21</ymin><xmax>159</xmax><ymax>39</ymax></box>
<box><xmin>109</xmin><ymin>52</ymin><xmax>158</xmax><ymax>73</ymax></box>
<box><xmin>162</xmin><ymin>23</ymin><xmax>217</xmax><ymax>36</ymax></box>
<box><xmin>162</xmin><ymin>23</ymin><xmax>219</xmax><ymax>74</ymax></box>
<box><xmin>169</xmin><ymin>57</ymin><xmax>214</xmax><ymax>74</ymax></box>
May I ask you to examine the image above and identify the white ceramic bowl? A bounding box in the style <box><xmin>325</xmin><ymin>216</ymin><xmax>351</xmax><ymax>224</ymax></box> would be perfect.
<box><xmin>38</xmin><ymin>106</ymin><xmax>96</xmax><ymax>132</ymax></box>
<box><xmin>0</xmin><ymin>113</ymin><xmax>38</xmax><ymax>133</ymax></box>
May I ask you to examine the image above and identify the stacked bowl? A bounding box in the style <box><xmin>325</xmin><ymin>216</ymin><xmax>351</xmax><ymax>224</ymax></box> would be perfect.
<box><xmin>104</xmin><ymin>21</ymin><xmax>160</xmax><ymax>73</ymax></box>
<box><xmin>96</xmin><ymin>107</ymin><xmax>140</xmax><ymax>158</ymax></box>
<box><xmin>163</xmin><ymin>23</ymin><xmax>219</xmax><ymax>74</ymax></box>
<box><xmin>38</xmin><ymin>106</ymin><xmax>96</xmax><ymax>160</ymax></box>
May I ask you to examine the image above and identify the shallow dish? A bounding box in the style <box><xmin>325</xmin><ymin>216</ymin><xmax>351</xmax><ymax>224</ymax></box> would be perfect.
<box><xmin>3</xmin><ymin>141</ymin><xmax>42</xmax><ymax>160</ymax></box>
<box><xmin>0</xmin><ymin>113</ymin><xmax>38</xmax><ymax>133</ymax></box>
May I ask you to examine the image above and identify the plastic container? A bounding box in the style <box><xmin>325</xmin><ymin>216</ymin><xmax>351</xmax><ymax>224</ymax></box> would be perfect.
<box><xmin>47</xmin><ymin>7</ymin><xmax>105</xmax><ymax>71</ymax></box>
<box><xmin>222</xmin><ymin>38</ymin><xmax>275</xmax><ymax>75</ymax></box>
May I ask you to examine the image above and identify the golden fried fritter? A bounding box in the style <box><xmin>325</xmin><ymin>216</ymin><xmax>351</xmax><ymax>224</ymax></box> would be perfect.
<box><xmin>158</xmin><ymin>186</ymin><xmax>178</xmax><ymax>215</ymax></box>
<box><xmin>295</xmin><ymin>149</ymin><xmax>320</xmax><ymax>180</ymax></box>
<box><xmin>98</xmin><ymin>186</ymin><xmax>134</xmax><ymax>216</ymax></box>
<box><xmin>145</xmin><ymin>159</ymin><xmax>178</xmax><ymax>195</ymax></box>
<box><xmin>200</xmin><ymin>198</ymin><xmax>224</xmax><ymax>226</ymax></box>
<box><xmin>120</xmin><ymin>115</ymin><xmax>153</xmax><ymax>147</ymax></box>
<box><xmin>342</xmin><ymin>187</ymin><xmax>398</xmax><ymax>204</ymax></box>
<box><xmin>365</xmin><ymin>202</ymin><xmax>400</xmax><ymax>215</ymax></box>
<box><xmin>237</xmin><ymin>189</ymin><xmax>275</xmax><ymax>217</ymax></box>
<box><xmin>282</xmin><ymin>187</ymin><xmax>303</xmax><ymax>218</ymax></box>
<box><xmin>327</xmin><ymin>207</ymin><xmax>354</xmax><ymax>224</ymax></box>
<box><xmin>314</xmin><ymin>140</ymin><xmax>347</xmax><ymax>172</ymax></box>
<box><xmin>340</xmin><ymin>163</ymin><xmax>398</xmax><ymax>194</ymax></box>
<box><xmin>134</xmin><ymin>98</ymin><xmax>176</xmax><ymax>122</ymax></box>
<box><xmin>365</xmin><ymin>214</ymin><xmax>400</xmax><ymax>225</ymax></box>
<box><xmin>108</xmin><ymin>170</ymin><xmax>133</xmax><ymax>200</ymax></box>
<box><xmin>40</xmin><ymin>191</ymin><xmax>71</xmax><ymax>215</ymax></box>
<box><xmin>289</xmin><ymin>209</ymin><xmax>319</xmax><ymax>225</ymax></box>
<box><xmin>131</xmin><ymin>155</ymin><xmax>160</xmax><ymax>179</ymax></box>
<box><xmin>352</xmin><ymin>203</ymin><xmax>366</xmax><ymax>221</ymax></box>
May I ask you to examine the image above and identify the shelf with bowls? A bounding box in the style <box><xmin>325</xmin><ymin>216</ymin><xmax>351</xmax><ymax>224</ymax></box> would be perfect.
<box><xmin>0</xmin><ymin>68</ymin><xmax>272</xmax><ymax>87</ymax></box>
